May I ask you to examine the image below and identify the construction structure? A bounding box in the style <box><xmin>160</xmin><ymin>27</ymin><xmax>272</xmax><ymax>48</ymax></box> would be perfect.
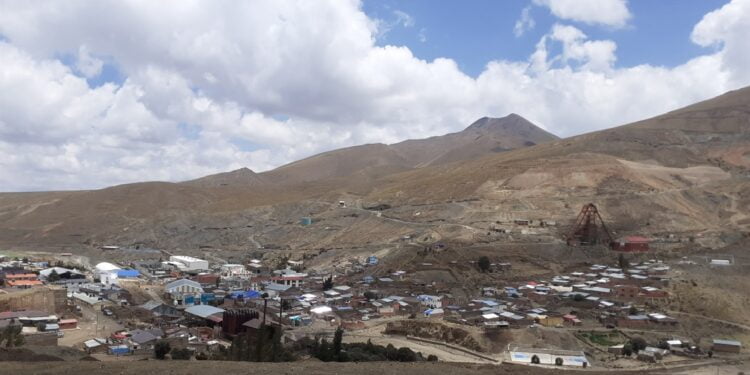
<box><xmin>566</xmin><ymin>203</ymin><xmax>614</xmax><ymax>247</ymax></box>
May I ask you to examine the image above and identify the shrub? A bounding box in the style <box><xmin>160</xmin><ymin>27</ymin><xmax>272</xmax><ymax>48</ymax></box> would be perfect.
<box><xmin>396</xmin><ymin>347</ymin><xmax>417</xmax><ymax>362</ymax></box>
<box><xmin>154</xmin><ymin>341</ymin><xmax>171</xmax><ymax>360</ymax></box>
<box><xmin>629</xmin><ymin>337</ymin><xmax>647</xmax><ymax>353</ymax></box>
<box><xmin>477</xmin><ymin>256</ymin><xmax>491</xmax><ymax>272</ymax></box>
<box><xmin>623</xmin><ymin>343</ymin><xmax>633</xmax><ymax>356</ymax></box>
<box><xmin>171</xmin><ymin>348</ymin><xmax>192</xmax><ymax>360</ymax></box>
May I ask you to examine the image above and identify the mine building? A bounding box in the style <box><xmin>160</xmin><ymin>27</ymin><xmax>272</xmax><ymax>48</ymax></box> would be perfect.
<box><xmin>612</xmin><ymin>236</ymin><xmax>650</xmax><ymax>252</ymax></box>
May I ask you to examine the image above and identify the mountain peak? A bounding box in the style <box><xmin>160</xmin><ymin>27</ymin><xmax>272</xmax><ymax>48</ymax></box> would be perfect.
<box><xmin>466</xmin><ymin>113</ymin><xmax>532</xmax><ymax>131</ymax></box>
<box><xmin>464</xmin><ymin>113</ymin><xmax>558</xmax><ymax>140</ymax></box>
<box><xmin>182</xmin><ymin>167</ymin><xmax>267</xmax><ymax>187</ymax></box>
<box><xmin>228</xmin><ymin>167</ymin><xmax>257</xmax><ymax>175</ymax></box>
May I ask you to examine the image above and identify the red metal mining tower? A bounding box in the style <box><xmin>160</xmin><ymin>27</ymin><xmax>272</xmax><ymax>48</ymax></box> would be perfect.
<box><xmin>567</xmin><ymin>203</ymin><xmax>614</xmax><ymax>247</ymax></box>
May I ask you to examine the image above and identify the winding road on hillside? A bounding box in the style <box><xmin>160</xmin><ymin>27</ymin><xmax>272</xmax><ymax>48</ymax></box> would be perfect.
<box><xmin>666</xmin><ymin>310</ymin><xmax>750</xmax><ymax>331</ymax></box>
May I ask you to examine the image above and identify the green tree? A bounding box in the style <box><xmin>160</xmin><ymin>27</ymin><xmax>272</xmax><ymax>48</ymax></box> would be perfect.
<box><xmin>317</xmin><ymin>339</ymin><xmax>333</xmax><ymax>361</ymax></box>
<box><xmin>477</xmin><ymin>256</ymin><xmax>491</xmax><ymax>273</ymax></box>
<box><xmin>618</xmin><ymin>253</ymin><xmax>630</xmax><ymax>270</ymax></box>
<box><xmin>333</xmin><ymin>326</ymin><xmax>344</xmax><ymax>361</ymax></box>
<box><xmin>385</xmin><ymin>344</ymin><xmax>398</xmax><ymax>361</ymax></box>
<box><xmin>396</xmin><ymin>347</ymin><xmax>416</xmax><ymax>362</ymax></box>
<box><xmin>1</xmin><ymin>321</ymin><xmax>24</xmax><ymax>348</ymax></box>
<box><xmin>427</xmin><ymin>354</ymin><xmax>438</xmax><ymax>362</ymax></box>
<box><xmin>622</xmin><ymin>342</ymin><xmax>633</xmax><ymax>356</ymax></box>
<box><xmin>47</xmin><ymin>269</ymin><xmax>61</xmax><ymax>282</ymax></box>
<box><xmin>171</xmin><ymin>348</ymin><xmax>192</xmax><ymax>360</ymax></box>
<box><xmin>154</xmin><ymin>340</ymin><xmax>171</xmax><ymax>359</ymax></box>
<box><xmin>629</xmin><ymin>337</ymin><xmax>647</xmax><ymax>353</ymax></box>
<box><xmin>628</xmin><ymin>306</ymin><xmax>639</xmax><ymax>315</ymax></box>
<box><xmin>322</xmin><ymin>276</ymin><xmax>334</xmax><ymax>291</ymax></box>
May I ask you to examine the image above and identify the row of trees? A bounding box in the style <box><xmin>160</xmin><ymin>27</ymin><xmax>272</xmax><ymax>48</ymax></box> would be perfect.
<box><xmin>229</xmin><ymin>325</ymin><xmax>294</xmax><ymax>362</ymax></box>
<box><xmin>154</xmin><ymin>326</ymin><xmax>437</xmax><ymax>363</ymax></box>
<box><xmin>154</xmin><ymin>340</ymin><xmax>214</xmax><ymax>360</ymax></box>
<box><xmin>310</xmin><ymin>327</ymin><xmax>437</xmax><ymax>363</ymax></box>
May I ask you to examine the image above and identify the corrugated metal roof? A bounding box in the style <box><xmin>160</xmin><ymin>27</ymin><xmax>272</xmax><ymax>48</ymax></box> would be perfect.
<box><xmin>185</xmin><ymin>305</ymin><xmax>225</xmax><ymax>319</ymax></box>
<box><xmin>141</xmin><ymin>300</ymin><xmax>162</xmax><ymax>311</ymax></box>
<box><xmin>713</xmin><ymin>339</ymin><xmax>742</xmax><ymax>346</ymax></box>
<box><xmin>165</xmin><ymin>278</ymin><xmax>203</xmax><ymax>292</ymax></box>
<box><xmin>117</xmin><ymin>269</ymin><xmax>140</xmax><ymax>278</ymax></box>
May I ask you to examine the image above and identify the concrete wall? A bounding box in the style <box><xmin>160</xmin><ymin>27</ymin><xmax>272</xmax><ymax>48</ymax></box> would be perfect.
<box><xmin>23</xmin><ymin>332</ymin><xmax>58</xmax><ymax>346</ymax></box>
<box><xmin>0</xmin><ymin>287</ymin><xmax>67</xmax><ymax>314</ymax></box>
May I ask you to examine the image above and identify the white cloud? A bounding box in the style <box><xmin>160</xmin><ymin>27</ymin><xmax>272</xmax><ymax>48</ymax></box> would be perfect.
<box><xmin>75</xmin><ymin>45</ymin><xmax>103</xmax><ymax>78</ymax></box>
<box><xmin>691</xmin><ymin>0</ymin><xmax>750</xmax><ymax>85</ymax></box>
<box><xmin>0</xmin><ymin>0</ymin><xmax>747</xmax><ymax>191</ymax></box>
<box><xmin>514</xmin><ymin>6</ymin><xmax>536</xmax><ymax>37</ymax></box>
<box><xmin>533</xmin><ymin>0</ymin><xmax>632</xmax><ymax>28</ymax></box>
<box><xmin>393</xmin><ymin>10</ymin><xmax>415</xmax><ymax>28</ymax></box>
<box><xmin>547</xmin><ymin>24</ymin><xmax>617</xmax><ymax>72</ymax></box>
<box><xmin>418</xmin><ymin>28</ymin><xmax>427</xmax><ymax>43</ymax></box>
<box><xmin>376</xmin><ymin>9</ymin><xmax>415</xmax><ymax>40</ymax></box>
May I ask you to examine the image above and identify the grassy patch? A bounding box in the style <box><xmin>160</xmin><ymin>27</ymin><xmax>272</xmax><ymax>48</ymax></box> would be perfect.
<box><xmin>579</xmin><ymin>331</ymin><xmax>623</xmax><ymax>347</ymax></box>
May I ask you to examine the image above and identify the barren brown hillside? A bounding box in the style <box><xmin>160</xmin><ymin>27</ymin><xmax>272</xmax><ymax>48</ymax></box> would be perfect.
<box><xmin>0</xmin><ymin>87</ymin><xmax>748</xmax><ymax>252</ymax></box>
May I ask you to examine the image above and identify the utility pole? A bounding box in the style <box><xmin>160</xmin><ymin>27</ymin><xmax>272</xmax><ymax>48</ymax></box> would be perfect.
<box><xmin>257</xmin><ymin>292</ymin><xmax>269</xmax><ymax>362</ymax></box>
<box><xmin>261</xmin><ymin>293</ymin><xmax>268</xmax><ymax>326</ymax></box>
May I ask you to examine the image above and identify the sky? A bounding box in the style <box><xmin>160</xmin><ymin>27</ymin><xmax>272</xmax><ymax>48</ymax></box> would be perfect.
<box><xmin>0</xmin><ymin>0</ymin><xmax>748</xmax><ymax>191</ymax></box>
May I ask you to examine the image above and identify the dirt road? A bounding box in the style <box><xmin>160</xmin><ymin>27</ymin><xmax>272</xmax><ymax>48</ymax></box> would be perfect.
<box><xmin>666</xmin><ymin>310</ymin><xmax>750</xmax><ymax>331</ymax></box>
<box><xmin>339</xmin><ymin>324</ymin><xmax>496</xmax><ymax>364</ymax></box>
<box><xmin>58</xmin><ymin>303</ymin><xmax>123</xmax><ymax>347</ymax></box>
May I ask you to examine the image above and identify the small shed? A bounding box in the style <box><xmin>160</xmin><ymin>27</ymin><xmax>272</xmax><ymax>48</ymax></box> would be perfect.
<box><xmin>109</xmin><ymin>345</ymin><xmax>130</xmax><ymax>356</ymax></box>
<box><xmin>712</xmin><ymin>339</ymin><xmax>742</xmax><ymax>353</ymax></box>
<box><xmin>58</xmin><ymin>319</ymin><xmax>78</xmax><ymax>330</ymax></box>
<box><xmin>613</xmin><ymin>236</ymin><xmax>650</xmax><ymax>252</ymax></box>
<box><xmin>608</xmin><ymin>344</ymin><xmax>624</xmax><ymax>355</ymax></box>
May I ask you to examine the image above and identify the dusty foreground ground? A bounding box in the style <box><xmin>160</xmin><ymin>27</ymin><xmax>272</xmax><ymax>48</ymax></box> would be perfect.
<box><xmin>4</xmin><ymin>360</ymin><xmax>749</xmax><ymax>375</ymax></box>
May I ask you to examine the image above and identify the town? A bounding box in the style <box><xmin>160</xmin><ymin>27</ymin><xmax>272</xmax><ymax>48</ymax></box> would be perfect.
<box><xmin>0</xmin><ymin>203</ymin><xmax>745</xmax><ymax>372</ymax></box>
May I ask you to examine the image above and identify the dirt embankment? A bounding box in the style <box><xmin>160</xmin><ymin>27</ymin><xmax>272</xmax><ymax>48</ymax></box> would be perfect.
<box><xmin>0</xmin><ymin>360</ymin><xmax>622</xmax><ymax>375</ymax></box>
<box><xmin>0</xmin><ymin>348</ymin><xmax>63</xmax><ymax>362</ymax></box>
<box><xmin>385</xmin><ymin>321</ymin><xmax>485</xmax><ymax>353</ymax></box>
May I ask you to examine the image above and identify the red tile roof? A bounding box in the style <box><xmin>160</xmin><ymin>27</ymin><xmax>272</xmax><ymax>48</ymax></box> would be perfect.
<box><xmin>6</xmin><ymin>280</ymin><xmax>43</xmax><ymax>287</ymax></box>
<box><xmin>624</xmin><ymin>236</ymin><xmax>649</xmax><ymax>243</ymax></box>
<box><xmin>4</xmin><ymin>273</ymin><xmax>38</xmax><ymax>279</ymax></box>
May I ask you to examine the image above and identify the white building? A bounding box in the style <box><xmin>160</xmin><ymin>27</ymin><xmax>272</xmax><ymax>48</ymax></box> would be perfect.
<box><xmin>165</xmin><ymin>279</ymin><xmax>204</xmax><ymax>295</ymax></box>
<box><xmin>272</xmin><ymin>268</ymin><xmax>307</xmax><ymax>288</ymax></box>
<box><xmin>509</xmin><ymin>347</ymin><xmax>589</xmax><ymax>368</ymax></box>
<box><xmin>417</xmin><ymin>294</ymin><xmax>443</xmax><ymax>309</ymax></box>
<box><xmin>221</xmin><ymin>264</ymin><xmax>248</xmax><ymax>277</ymax></box>
<box><xmin>169</xmin><ymin>256</ymin><xmax>209</xmax><ymax>271</ymax></box>
<box><xmin>95</xmin><ymin>262</ymin><xmax>121</xmax><ymax>286</ymax></box>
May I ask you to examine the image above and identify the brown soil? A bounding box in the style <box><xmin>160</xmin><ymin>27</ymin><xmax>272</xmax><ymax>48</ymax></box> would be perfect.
<box><xmin>0</xmin><ymin>360</ymin><xmax>669</xmax><ymax>375</ymax></box>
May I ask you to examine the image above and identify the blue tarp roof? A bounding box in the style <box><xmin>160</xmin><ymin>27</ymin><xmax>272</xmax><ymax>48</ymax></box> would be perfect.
<box><xmin>228</xmin><ymin>290</ymin><xmax>261</xmax><ymax>299</ymax></box>
<box><xmin>117</xmin><ymin>269</ymin><xmax>140</xmax><ymax>278</ymax></box>
<box><xmin>109</xmin><ymin>345</ymin><xmax>130</xmax><ymax>354</ymax></box>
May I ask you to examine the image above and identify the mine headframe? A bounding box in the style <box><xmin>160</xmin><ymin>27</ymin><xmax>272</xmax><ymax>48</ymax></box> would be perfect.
<box><xmin>566</xmin><ymin>203</ymin><xmax>614</xmax><ymax>247</ymax></box>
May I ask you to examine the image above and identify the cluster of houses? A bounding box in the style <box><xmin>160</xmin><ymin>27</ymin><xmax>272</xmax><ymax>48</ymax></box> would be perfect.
<box><xmin>0</xmin><ymin>251</ymin><xmax>745</xmax><ymax>365</ymax></box>
<box><xmin>83</xmin><ymin>325</ymin><xmax>223</xmax><ymax>357</ymax></box>
<box><xmin>0</xmin><ymin>310</ymin><xmax>77</xmax><ymax>345</ymax></box>
<box><xmin>411</xmin><ymin>260</ymin><xmax>678</xmax><ymax>333</ymax></box>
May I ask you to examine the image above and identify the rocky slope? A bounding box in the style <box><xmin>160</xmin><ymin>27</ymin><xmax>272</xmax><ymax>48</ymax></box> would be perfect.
<box><xmin>0</xmin><ymin>88</ymin><xmax>748</xmax><ymax>252</ymax></box>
